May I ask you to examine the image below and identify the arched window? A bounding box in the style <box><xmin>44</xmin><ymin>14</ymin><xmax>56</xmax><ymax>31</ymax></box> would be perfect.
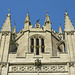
<box><xmin>31</xmin><ymin>38</ymin><xmax>34</xmax><ymax>46</ymax></box>
<box><xmin>36</xmin><ymin>47</ymin><xmax>39</xmax><ymax>55</ymax></box>
<box><xmin>30</xmin><ymin>35</ymin><xmax>45</xmax><ymax>55</ymax></box>
<box><xmin>36</xmin><ymin>38</ymin><xmax>39</xmax><ymax>55</ymax></box>
<box><xmin>30</xmin><ymin>38</ymin><xmax>34</xmax><ymax>53</ymax></box>
<box><xmin>36</xmin><ymin>38</ymin><xmax>39</xmax><ymax>46</ymax></box>
<box><xmin>41</xmin><ymin>38</ymin><xmax>44</xmax><ymax>46</ymax></box>
<box><xmin>41</xmin><ymin>38</ymin><xmax>44</xmax><ymax>52</ymax></box>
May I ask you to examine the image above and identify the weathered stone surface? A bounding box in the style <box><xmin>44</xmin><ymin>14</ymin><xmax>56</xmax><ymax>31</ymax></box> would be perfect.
<box><xmin>0</xmin><ymin>12</ymin><xmax>75</xmax><ymax>75</ymax></box>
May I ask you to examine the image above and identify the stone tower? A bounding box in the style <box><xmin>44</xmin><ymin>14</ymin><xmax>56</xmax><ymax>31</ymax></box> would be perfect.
<box><xmin>0</xmin><ymin>11</ymin><xmax>75</xmax><ymax>75</ymax></box>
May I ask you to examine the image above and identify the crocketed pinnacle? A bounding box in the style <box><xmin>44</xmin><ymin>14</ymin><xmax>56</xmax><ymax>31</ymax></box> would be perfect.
<box><xmin>59</xmin><ymin>26</ymin><xmax>63</xmax><ymax>34</ymax></box>
<box><xmin>64</xmin><ymin>12</ymin><xmax>74</xmax><ymax>31</ymax></box>
<box><xmin>23</xmin><ymin>14</ymin><xmax>31</xmax><ymax>31</ymax></box>
<box><xmin>1</xmin><ymin>14</ymin><xmax>11</xmax><ymax>31</ymax></box>
<box><xmin>45</xmin><ymin>14</ymin><xmax>51</xmax><ymax>24</ymax></box>
<box><xmin>24</xmin><ymin>14</ymin><xmax>30</xmax><ymax>23</ymax></box>
<box><xmin>12</xmin><ymin>26</ymin><xmax>16</xmax><ymax>33</ymax></box>
<box><xmin>43</xmin><ymin>14</ymin><xmax>51</xmax><ymax>31</ymax></box>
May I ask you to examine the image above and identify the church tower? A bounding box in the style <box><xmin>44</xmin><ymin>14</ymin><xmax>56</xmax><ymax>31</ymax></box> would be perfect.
<box><xmin>0</xmin><ymin>11</ymin><xmax>75</xmax><ymax>75</ymax></box>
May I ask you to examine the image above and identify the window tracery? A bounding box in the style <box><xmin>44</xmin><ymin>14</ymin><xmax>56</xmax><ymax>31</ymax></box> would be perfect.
<box><xmin>30</xmin><ymin>35</ymin><xmax>45</xmax><ymax>55</ymax></box>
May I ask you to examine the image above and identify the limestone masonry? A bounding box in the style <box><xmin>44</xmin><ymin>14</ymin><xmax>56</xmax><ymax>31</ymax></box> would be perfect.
<box><xmin>0</xmin><ymin>11</ymin><xmax>75</xmax><ymax>75</ymax></box>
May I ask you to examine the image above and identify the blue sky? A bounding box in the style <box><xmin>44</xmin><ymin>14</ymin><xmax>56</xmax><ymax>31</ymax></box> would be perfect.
<box><xmin>0</xmin><ymin>0</ymin><xmax>75</xmax><ymax>33</ymax></box>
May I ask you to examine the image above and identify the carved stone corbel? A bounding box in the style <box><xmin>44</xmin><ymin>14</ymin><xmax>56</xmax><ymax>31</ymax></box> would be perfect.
<box><xmin>34</xmin><ymin>59</ymin><xmax>41</xmax><ymax>68</ymax></box>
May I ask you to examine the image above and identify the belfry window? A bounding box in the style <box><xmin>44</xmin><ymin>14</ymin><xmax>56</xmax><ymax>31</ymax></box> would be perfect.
<box><xmin>41</xmin><ymin>38</ymin><xmax>44</xmax><ymax>46</ymax></box>
<box><xmin>30</xmin><ymin>38</ymin><xmax>34</xmax><ymax>53</ymax></box>
<box><xmin>31</xmin><ymin>38</ymin><xmax>34</xmax><ymax>46</ymax></box>
<box><xmin>36</xmin><ymin>38</ymin><xmax>39</xmax><ymax>55</ymax></box>
<box><xmin>36</xmin><ymin>38</ymin><xmax>39</xmax><ymax>46</ymax></box>
<box><xmin>36</xmin><ymin>47</ymin><xmax>39</xmax><ymax>55</ymax></box>
<box><xmin>30</xmin><ymin>36</ymin><xmax>45</xmax><ymax>55</ymax></box>
<box><xmin>41</xmin><ymin>38</ymin><xmax>44</xmax><ymax>52</ymax></box>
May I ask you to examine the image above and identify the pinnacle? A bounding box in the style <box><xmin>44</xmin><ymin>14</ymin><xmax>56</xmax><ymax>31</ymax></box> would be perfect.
<box><xmin>45</xmin><ymin>14</ymin><xmax>50</xmax><ymax>21</ymax></box>
<box><xmin>24</xmin><ymin>14</ymin><xmax>30</xmax><ymax>23</ymax></box>
<box><xmin>12</xmin><ymin>26</ymin><xmax>16</xmax><ymax>33</ymax></box>
<box><xmin>59</xmin><ymin>26</ymin><xmax>63</xmax><ymax>34</ymax></box>
<box><xmin>1</xmin><ymin>13</ymin><xmax>11</xmax><ymax>31</ymax></box>
<box><xmin>64</xmin><ymin>12</ymin><xmax>74</xmax><ymax>31</ymax></box>
<box><xmin>45</xmin><ymin>14</ymin><xmax>51</xmax><ymax>24</ymax></box>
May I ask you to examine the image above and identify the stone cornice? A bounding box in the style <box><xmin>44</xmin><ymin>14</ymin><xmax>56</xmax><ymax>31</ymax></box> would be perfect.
<box><xmin>0</xmin><ymin>31</ymin><xmax>11</xmax><ymax>36</ymax></box>
<box><xmin>0</xmin><ymin>61</ymin><xmax>75</xmax><ymax>64</ymax></box>
<box><xmin>64</xmin><ymin>30</ymin><xmax>75</xmax><ymax>33</ymax></box>
<box><xmin>65</xmin><ymin>31</ymin><xmax>74</xmax><ymax>35</ymax></box>
<box><xmin>0</xmin><ymin>31</ymin><xmax>11</xmax><ymax>33</ymax></box>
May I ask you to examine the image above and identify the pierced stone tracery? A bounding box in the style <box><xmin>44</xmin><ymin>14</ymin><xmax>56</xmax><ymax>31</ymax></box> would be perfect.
<box><xmin>9</xmin><ymin>64</ymin><xmax>67</xmax><ymax>73</ymax></box>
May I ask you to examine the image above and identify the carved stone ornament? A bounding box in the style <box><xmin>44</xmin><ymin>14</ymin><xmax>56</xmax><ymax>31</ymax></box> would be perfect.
<box><xmin>1</xmin><ymin>63</ymin><xmax>7</xmax><ymax>68</ymax></box>
<box><xmin>34</xmin><ymin>59</ymin><xmax>41</xmax><ymax>67</ymax></box>
<box><xmin>69</xmin><ymin>62</ymin><xmax>74</xmax><ymax>67</ymax></box>
<box><xmin>9</xmin><ymin>64</ymin><xmax>67</xmax><ymax>73</ymax></box>
<box><xmin>2</xmin><ymin>32</ymin><xmax>9</xmax><ymax>36</ymax></box>
<box><xmin>67</xmin><ymin>31</ymin><xmax>74</xmax><ymax>35</ymax></box>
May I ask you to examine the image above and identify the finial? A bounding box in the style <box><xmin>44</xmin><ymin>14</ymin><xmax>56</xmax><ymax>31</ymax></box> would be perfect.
<box><xmin>65</xmin><ymin>8</ymin><xmax>67</xmax><ymax>13</ymax></box>
<box><xmin>27</xmin><ymin>9</ymin><xmax>29</xmax><ymax>14</ymax></box>
<box><xmin>64</xmin><ymin>8</ymin><xmax>68</xmax><ymax>16</ymax></box>
<box><xmin>45</xmin><ymin>9</ymin><xmax>48</xmax><ymax>14</ymax></box>
<box><xmin>7</xmin><ymin>8</ymin><xmax>11</xmax><ymax>13</ymax></box>
<box><xmin>36</xmin><ymin>19</ymin><xmax>40</xmax><ymax>23</ymax></box>
<box><xmin>7</xmin><ymin>9</ymin><xmax>11</xmax><ymax>17</ymax></box>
